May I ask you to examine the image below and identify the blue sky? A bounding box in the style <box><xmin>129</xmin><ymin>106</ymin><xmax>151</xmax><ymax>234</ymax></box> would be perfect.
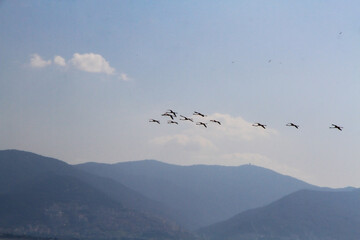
<box><xmin>1</xmin><ymin>0</ymin><xmax>360</xmax><ymax>187</ymax></box>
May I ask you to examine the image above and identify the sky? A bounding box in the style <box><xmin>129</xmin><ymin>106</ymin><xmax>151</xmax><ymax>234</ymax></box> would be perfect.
<box><xmin>1</xmin><ymin>0</ymin><xmax>360</xmax><ymax>187</ymax></box>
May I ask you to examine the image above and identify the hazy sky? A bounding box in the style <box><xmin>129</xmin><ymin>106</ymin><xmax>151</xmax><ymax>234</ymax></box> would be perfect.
<box><xmin>1</xmin><ymin>0</ymin><xmax>360</xmax><ymax>187</ymax></box>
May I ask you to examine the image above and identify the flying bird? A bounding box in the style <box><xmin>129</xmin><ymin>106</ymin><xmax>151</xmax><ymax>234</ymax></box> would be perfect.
<box><xmin>162</xmin><ymin>113</ymin><xmax>174</xmax><ymax>120</ymax></box>
<box><xmin>210</xmin><ymin>120</ymin><xmax>221</xmax><ymax>125</ymax></box>
<box><xmin>167</xmin><ymin>109</ymin><xmax>178</xmax><ymax>117</ymax></box>
<box><xmin>330</xmin><ymin>124</ymin><xmax>343</xmax><ymax>131</ymax></box>
<box><xmin>149</xmin><ymin>119</ymin><xmax>160</xmax><ymax>124</ymax></box>
<box><xmin>196</xmin><ymin>122</ymin><xmax>208</xmax><ymax>128</ymax></box>
<box><xmin>286</xmin><ymin>123</ymin><xmax>299</xmax><ymax>129</ymax></box>
<box><xmin>167</xmin><ymin>120</ymin><xmax>178</xmax><ymax>125</ymax></box>
<box><xmin>180</xmin><ymin>115</ymin><xmax>193</xmax><ymax>122</ymax></box>
<box><xmin>193</xmin><ymin>111</ymin><xmax>206</xmax><ymax>117</ymax></box>
<box><xmin>252</xmin><ymin>123</ymin><xmax>266</xmax><ymax>129</ymax></box>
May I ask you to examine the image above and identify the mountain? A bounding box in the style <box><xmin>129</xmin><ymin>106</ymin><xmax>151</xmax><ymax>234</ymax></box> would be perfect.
<box><xmin>199</xmin><ymin>189</ymin><xmax>360</xmax><ymax>240</ymax></box>
<box><xmin>0</xmin><ymin>150</ymin><xmax>195</xmax><ymax>240</ymax></box>
<box><xmin>76</xmin><ymin>160</ymin><xmax>320</xmax><ymax>229</ymax></box>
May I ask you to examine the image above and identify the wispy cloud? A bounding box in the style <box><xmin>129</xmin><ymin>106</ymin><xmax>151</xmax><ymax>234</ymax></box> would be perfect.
<box><xmin>29</xmin><ymin>53</ymin><xmax>130</xmax><ymax>80</ymax></box>
<box><xmin>53</xmin><ymin>55</ymin><xmax>66</xmax><ymax>66</ymax></box>
<box><xmin>204</xmin><ymin>113</ymin><xmax>277</xmax><ymax>140</ymax></box>
<box><xmin>149</xmin><ymin>112</ymin><xmax>278</xmax><ymax>165</ymax></box>
<box><xmin>69</xmin><ymin>53</ymin><xmax>115</xmax><ymax>75</ymax></box>
<box><xmin>150</xmin><ymin>113</ymin><xmax>277</xmax><ymax>150</ymax></box>
<box><xmin>30</xmin><ymin>54</ymin><xmax>51</xmax><ymax>68</ymax></box>
<box><xmin>119</xmin><ymin>73</ymin><xmax>131</xmax><ymax>81</ymax></box>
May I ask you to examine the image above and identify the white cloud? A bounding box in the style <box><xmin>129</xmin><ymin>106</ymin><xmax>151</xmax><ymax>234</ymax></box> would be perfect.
<box><xmin>29</xmin><ymin>53</ymin><xmax>130</xmax><ymax>79</ymax></box>
<box><xmin>119</xmin><ymin>73</ymin><xmax>130</xmax><ymax>81</ymax></box>
<box><xmin>30</xmin><ymin>54</ymin><xmax>51</xmax><ymax>68</ymax></box>
<box><xmin>69</xmin><ymin>53</ymin><xmax>115</xmax><ymax>75</ymax></box>
<box><xmin>54</xmin><ymin>55</ymin><xmax>66</xmax><ymax>66</ymax></box>
<box><xmin>149</xmin><ymin>113</ymin><xmax>277</xmax><ymax>153</ymax></box>
<box><xmin>194</xmin><ymin>113</ymin><xmax>277</xmax><ymax>141</ymax></box>
<box><xmin>148</xmin><ymin>113</ymin><xmax>280</xmax><ymax>166</ymax></box>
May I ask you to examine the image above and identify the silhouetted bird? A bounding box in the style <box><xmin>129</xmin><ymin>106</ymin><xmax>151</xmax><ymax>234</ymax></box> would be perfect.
<box><xmin>252</xmin><ymin>123</ymin><xmax>266</xmax><ymax>129</ymax></box>
<box><xmin>168</xmin><ymin>120</ymin><xmax>178</xmax><ymax>125</ymax></box>
<box><xmin>167</xmin><ymin>109</ymin><xmax>177</xmax><ymax>117</ymax></box>
<box><xmin>210</xmin><ymin>120</ymin><xmax>221</xmax><ymax>125</ymax></box>
<box><xmin>330</xmin><ymin>124</ymin><xmax>343</xmax><ymax>131</ymax></box>
<box><xmin>196</xmin><ymin>122</ymin><xmax>208</xmax><ymax>128</ymax></box>
<box><xmin>162</xmin><ymin>113</ymin><xmax>174</xmax><ymax>120</ymax></box>
<box><xmin>286</xmin><ymin>123</ymin><xmax>299</xmax><ymax>129</ymax></box>
<box><xmin>180</xmin><ymin>115</ymin><xmax>193</xmax><ymax>122</ymax></box>
<box><xmin>149</xmin><ymin>119</ymin><xmax>160</xmax><ymax>124</ymax></box>
<box><xmin>193</xmin><ymin>111</ymin><xmax>206</xmax><ymax>117</ymax></box>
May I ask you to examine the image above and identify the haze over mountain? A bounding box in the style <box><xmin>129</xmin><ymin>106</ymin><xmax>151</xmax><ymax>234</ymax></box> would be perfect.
<box><xmin>76</xmin><ymin>160</ymin><xmax>321</xmax><ymax>229</ymax></box>
<box><xmin>0</xmin><ymin>150</ymin><xmax>195</xmax><ymax>240</ymax></box>
<box><xmin>3</xmin><ymin>149</ymin><xmax>358</xmax><ymax>240</ymax></box>
<box><xmin>199</xmin><ymin>189</ymin><xmax>360</xmax><ymax>240</ymax></box>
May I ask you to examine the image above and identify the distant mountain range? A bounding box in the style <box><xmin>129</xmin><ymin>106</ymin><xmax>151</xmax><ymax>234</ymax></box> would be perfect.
<box><xmin>0</xmin><ymin>150</ymin><xmax>195</xmax><ymax>240</ymax></box>
<box><xmin>198</xmin><ymin>189</ymin><xmax>360</xmax><ymax>240</ymax></box>
<box><xmin>76</xmin><ymin>160</ymin><xmax>321</xmax><ymax>229</ymax></box>
<box><xmin>1</xmin><ymin>149</ymin><xmax>359</xmax><ymax>240</ymax></box>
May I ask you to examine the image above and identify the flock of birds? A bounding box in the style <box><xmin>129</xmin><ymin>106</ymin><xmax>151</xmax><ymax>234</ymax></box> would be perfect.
<box><xmin>150</xmin><ymin>110</ymin><xmax>344</xmax><ymax>131</ymax></box>
<box><xmin>148</xmin><ymin>33</ymin><xmax>348</xmax><ymax>131</ymax></box>
<box><xmin>252</xmin><ymin>122</ymin><xmax>343</xmax><ymax>131</ymax></box>
<box><xmin>149</xmin><ymin>110</ymin><xmax>221</xmax><ymax>128</ymax></box>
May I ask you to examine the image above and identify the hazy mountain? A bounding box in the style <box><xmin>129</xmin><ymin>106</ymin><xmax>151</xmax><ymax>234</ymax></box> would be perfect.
<box><xmin>0</xmin><ymin>150</ymin><xmax>195</xmax><ymax>240</ymax></box>
<box><xmin>0</xmin><ymin>150</ymin><xmax>185</xmax><ymax>221</ymax></box>
<box><xmin>76</xmin><ymin>160</ymin><xmax>320</xmax><ymax>229</ymax></box>
<box><xmin>199</xmin><ymin>189</ymin><xmax>360</xmax><ymax>240</ymax></box>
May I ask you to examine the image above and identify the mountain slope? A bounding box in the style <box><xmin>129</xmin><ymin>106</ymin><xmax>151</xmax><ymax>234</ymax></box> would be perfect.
<box><xmin>0</xmin><ymin>150</ymin><xmax>181</xmax><ymax>221</ymax></box>
<box><xmin>0</xmin><ymin>150</ymin><xmax>194</xmax><ymax>240</ymax></box>
<box><xmin>199</xmin><ymin>189</ymin><xmax>360</xmax><ymax>240</ymax></box>
<box><xmin>0</xmin><ymin>174</ymin><xmax>184</xmax><ymax>239</ymax></box>
<box><xmin>76</xmin><ymin>160</ymin><xmax>320</xmax><ymax>229</ymax></box>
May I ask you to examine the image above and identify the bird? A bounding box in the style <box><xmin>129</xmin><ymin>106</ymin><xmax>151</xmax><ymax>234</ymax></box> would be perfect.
<box><xmin>167</xmin><ymin>109</ymin><xmax>177</xmax><ymax>117</ymax></box>
<box><xmin>330</xmin><ymin>124</ymin><xmax>343</xmax><ymax>131</ymax></box>
<box><xmin>196</xmin><ymin>122</ymin><xmax>208</xmax><ymax>128</ymax></box>
<box><xmin>180</xmin><ymin>115</ymin><xmax>193</xmax><ymax>122</ymax></box>
<box><xmin>149</xmin><ymin>119</ymin><xmax>160</xmax><ymax>124</ymax></box>
<box><xmin>210</xmin><ymin>119</ymin><xmax>221</xmax><ymax>125</ymax></box>
<box><xmin>252</xmin><ymin>123</ymin><xmax>266</xmax><ymax>129</ymax></box>
<box><xmin>193</xmin><ymin>111</ymin><xmax>206</xmax><ymax>117</ymax></box>
<box><xmin>167</xmin><ymin>120</ymin><xmax>178</xmax><ymax>125</ymax></box>
<box><xmin>162</xmin><ymin>113</ymin><xmax>174</xmax><ymax>120</ymax></box>
<box><xmin>286</xmin><ymin>123</ymin><xmax>299</xmax><ymax>129</ymax></box>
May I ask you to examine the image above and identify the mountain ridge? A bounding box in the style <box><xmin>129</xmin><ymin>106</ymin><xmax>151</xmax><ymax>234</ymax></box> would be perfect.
<box><xmin>0</xmin><ymin>149</ymin><xmax>195</xmax><ymax>240</ymax></box>
<box><xmin>199</xmin><ymin>189</ymin><xmax>360</xmax><ymax>240</ymax></box>
<box><xmin>76</xmin><ymin>158</ymin><xmax>321</xmax><ymax>229</ymax></box>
